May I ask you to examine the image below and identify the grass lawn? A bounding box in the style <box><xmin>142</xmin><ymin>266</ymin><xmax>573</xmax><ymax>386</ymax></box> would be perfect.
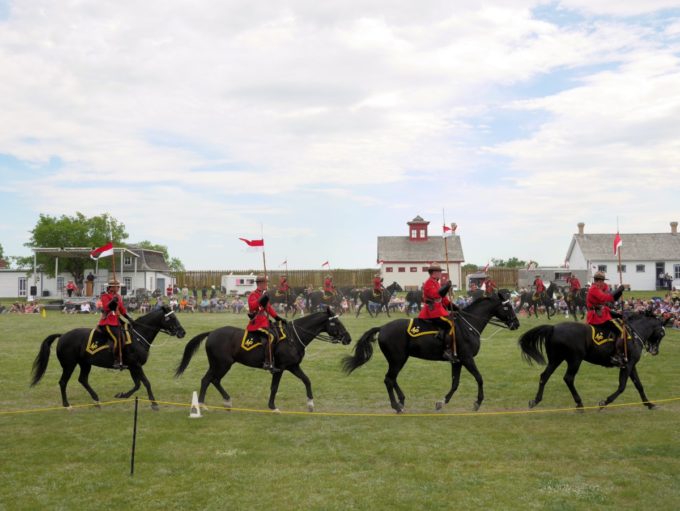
<box><xmin>1</xmin><ymin>308</ymin><xmax>679</xmax><ymax>510</ymax></box>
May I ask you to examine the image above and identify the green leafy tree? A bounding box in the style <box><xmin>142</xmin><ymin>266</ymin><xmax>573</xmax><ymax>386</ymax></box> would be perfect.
<box><xmin>462</xmin><ymin>263</ymin><xmax>479</xmax><ymax>273</ymax></box>
<box><xmin>135</xmin><ymin>240</ymin><xmax>185</xmax><ymax>272</ymax></box>
<box><xmin>491</xmin><ymin>257</ymin><xmax>527</xmax><ymax>269</ymax></box>
<box><xmin>20</xmin><ymin>213</ymin><xmax>128</xmax><ymax>288</ymax></box>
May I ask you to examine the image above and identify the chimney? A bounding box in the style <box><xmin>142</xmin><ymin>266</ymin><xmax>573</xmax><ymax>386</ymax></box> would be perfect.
<box><xmin>577</xmin><ymin>222</ymin><xmax>585</xmax><ymax>235</ymax></box>
<box><xmin>671</xmin><ymin>221</ymin><xmax>678</xmax><ymax>235</ymax></box>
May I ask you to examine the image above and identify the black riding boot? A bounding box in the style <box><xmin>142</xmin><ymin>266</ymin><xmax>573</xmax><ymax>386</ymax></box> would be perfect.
<box><xmin>262</xmin><ymin>340</ymin><xmax>281</xmax><ymax>374</ymax></box>
<box><xmin>610</xmin><ymin>338</ymin><xmax>627</xmax><ymax>368</ymax></box>
<box><xmin>438</xmin><ymin>330</ymin><xmax>458</xmax><ymax>362</ymax></box>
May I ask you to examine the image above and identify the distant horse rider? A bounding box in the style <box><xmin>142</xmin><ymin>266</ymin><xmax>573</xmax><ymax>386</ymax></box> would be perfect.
<box><xmin>419</xmin><ymin>264</ymin><xmax>458</xmax><ymax>362</ymax></box>
<box><xmin>586</xmin><ymin>271</ymin><xmax>626</xmax><ymax>367</ymax></box>
<box><xmin>566</xmin><ymin>272</ymin><xmax>582</xmax><ymax>301</ymax></box>
<box><xmin>98</xmin><ymin>279</ymin><xmax>134</xmax><ymax>370</ymax></box>
<box><xmin>277</xmin><ymin>275</ymin><xmax>290</xmax><ymax>297</ymax></box>
<box><xmin>533</xmin><ymin>275</ymin><xmax>546</xmax><ymax>300</ymax></box>
<box><xmin>373</xmin><ymin>273</ymin><xmax>384</xmax><ymax>297</ymax></box>
<box><xmin>247</xmin><ymin>275</ymin><xmax>287</xmax><ymax>373</ymax></box>
<box><xmin>323</xmin><ymin>275</ymin><xmax>336</xmax><ymax>298</ymax></box>
<box><xmin>482</xmin><ymin>275</ymin><xmax>496</xmax><ymax>296</ymax></box>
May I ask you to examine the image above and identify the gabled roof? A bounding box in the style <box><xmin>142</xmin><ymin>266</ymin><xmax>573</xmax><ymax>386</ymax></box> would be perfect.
<box><xmin>378</xmin><ymin>236</ymin><xmax>464</xmax><ymax>262</ymax></box>
<box><xmin>126</xmin><ymin>246</ymin><xmax>171</xmax><ymax>272</ymax></box>
<box><xmin>568</xmin><ymin>233</ymin><xmax>680</xmax><ymax>261</ymax></box>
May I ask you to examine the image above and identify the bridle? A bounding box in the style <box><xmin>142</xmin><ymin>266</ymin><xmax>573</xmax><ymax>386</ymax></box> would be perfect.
<box><xmin>289</xmin><ymin>314</ymin><xmax>345</xmax><ymax>352</ymax></box>
<box><xmin>130</xmin><ymin>309</ymin><xmax>182</xmax><ymax>349</ymax></box>
<box><xmin>456</xmin><ymin>298</ymin><xmax>517</xmax><ymax>337</ymax></box>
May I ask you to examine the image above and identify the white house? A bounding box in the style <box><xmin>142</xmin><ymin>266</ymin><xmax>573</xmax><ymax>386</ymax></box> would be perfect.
<box><xmin>564</xmin><ymin>221</ymin><xmax>680</xmax><ymax>291</ymax></box>
<box><xmin>0</xmin><ymin>245</ymin><xmax>173</xmax><ymax>299</ymax></box>
<box><xmin>377</xmin><ymin>215</ymin><xmax>464</xmax><ymax>290</ymax></box>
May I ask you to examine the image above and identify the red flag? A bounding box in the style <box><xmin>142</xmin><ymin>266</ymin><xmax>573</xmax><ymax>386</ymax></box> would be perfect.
<box><xmin>279</xmin><ymin>259</ymin><xmax>287</xmax><ymax>267</ymax></box>
<box><xmin>442</xmin><ymin>225</ymin><xmax>452</xmax><ymax>238</ymax></box>
<box><xmin>613</xmin><ymin>233</ymin><xmax>622</xmax><ymax>255</ymax></box>
<box><xmin>239</xmin><ymin>238</ymin><xmax>264</xmax><ymax>247</ymax></box>
<box><xmin>482</xmin><ymin>262</ymin><xmax>489</xmax><ymax>273</ymax></box>
<box><xmin>377</xmin><ymin>259</ymin><xmax>385</xmax><ymax>264</ymax></box>
<box><xmin>90</xmin><ymin>242</ymin><xmax>114</xmax><ymax>260</ymax></box>
<box><xmin>321</xmin><ymin>261</ymin><xmax>330</xmax><ymax>267</ymax></box>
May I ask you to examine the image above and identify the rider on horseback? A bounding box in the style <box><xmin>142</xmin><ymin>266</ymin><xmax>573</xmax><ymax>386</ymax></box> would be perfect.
<box><xmin>482</xmin><ymin>275</ymin><xmax>496</xmax><ymax>296</ymax></box>
<box><xmin>98</xmin><ymin>279</ymin><xmax>134</xmax><ymax>370</ymax></box>
<box><xmin>533</xmin><ymin>275</ymin><xmax>546</xmax><ymax>301</ymax></box>
<box><xmin>277</xmin><ymin>275</ymin><xmax>290</xmax><ymax>296</ymax></box>
<box><xmin>419</xmin><ymin>264</ymin><xmax>458</xmax><ymax>362</ymax></box>
<box><xmin>323</xmin><ymin>275</ymin><xmax>336</xmax><ymax>298</ymax></box>
<box><xmin>248</xmin><ymin>275</ymin><xmax>287</xmax><ymax>373</ymax></box>
<box><xmin>566</xmin><ymin>272</ymin><xmax>581</xmax><ymax>301</ymax></box>
<box><xmin>586</xmin><ymin>271</ymin><xmax>626</xmax><ymax>367</ymax></box>
<box><xmin>373</xmin><ymin>273</ymin><xmax>384</xmax><ymax>297</ymax></box>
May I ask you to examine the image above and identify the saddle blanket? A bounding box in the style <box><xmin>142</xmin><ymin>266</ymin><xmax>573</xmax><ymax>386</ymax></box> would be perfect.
<box><xmin>405</xmin><ymin>318</ymin><xmax>440</xmax><ymax>338</ymax></box>
<box><xmin>85</xmin><ymin>324</ymin><xmax>133</xmax><ymax>355</ymax></box>
<box><xmin>240</xmin><ymin>323</ymin><xmax>288</xmax><ymax>351</ymax></box>
<box><xmin>590</xmin><ymin>321</ymin><xmax>624</xmax><ymax>346</ymax></box>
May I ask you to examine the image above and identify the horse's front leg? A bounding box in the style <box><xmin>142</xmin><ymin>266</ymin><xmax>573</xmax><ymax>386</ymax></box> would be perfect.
<box><xmin>463</xmin><ymin>358</ymin><xmax>485</xmax><ymax>411</ymax></box>
<box><xmin>76</xmin><ymin>364</ymin><xmax>101</xmax><ymax>407</ymax></box>
<box><xmin>599</xmin><ymin>365</ymin><xmax>630</xmax><ymax>409</ymax></box>
<box><xmin>114</xmin><ymin>365</ymin><xmax>147</xmax><ymax>404</ymax></box>
<box><xmin>267</xmin><ymin>371</ymin><xmax>284</xmax><ymax>411</ymax></box>
<box><xmin>436</xmin><ymin>362</ymin><xmax>462</xmax><ymax>410</ymax></box>
<box><xmin>628</xmin><ymin>366</ymin><xmax>657</xmax><ymax>409</ymax></box>
<box><xmin>287</xmin><ymin>364</ymin><xmax>314</xmax><ymax>412</ymax></box>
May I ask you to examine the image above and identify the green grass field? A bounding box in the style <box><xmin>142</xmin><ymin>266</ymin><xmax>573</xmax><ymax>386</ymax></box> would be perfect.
<box><xmin>1</xmin><ymin>309</ymin><xmax>679</xmax><ymax>510</ymax></box>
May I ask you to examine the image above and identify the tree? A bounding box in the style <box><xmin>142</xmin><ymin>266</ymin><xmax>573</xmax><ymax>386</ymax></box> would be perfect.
<box><xmin>462</xmin><ymin>263</ymin><xmax>479</xmax><ymax>273</ymax></box>
<box><xmin>135</xmin><ymin>241</ymin><xmax>185</xmax><ymax>272</ymax></box>
<box><xmin>20</xmin><ymin>213</ymin><xmax>128</xmax><ymax>288</ymax></box>
<box><xmin>491</xmin><ymin>257</ymin><xmax>527</xmax><ymax>269</ymax></box>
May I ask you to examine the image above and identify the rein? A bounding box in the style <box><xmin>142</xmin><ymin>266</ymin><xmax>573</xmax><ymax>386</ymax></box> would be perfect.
<box><xmin>129</xmin><ymin>310</ymin><xmax>180</xmax><ymax>349</ymax></box>
<box><xmin>457</xmin><ymin>299</ymin><xmax>516</xmax><ymax>333</ymax></box>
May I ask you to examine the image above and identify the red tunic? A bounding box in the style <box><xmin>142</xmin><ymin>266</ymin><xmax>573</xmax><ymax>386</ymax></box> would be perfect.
<box><xmin>373</xmin><ymin>277</ymin><xmax>383</xmax><ymax>292</ymax></box>
<box><xmin>586</xmin><ymin>283</ymin><xmax>615</xmax><ymax>325</ymax></box>
<box><xmin>324</xmin><ymin>278</ymin><xmax>335</xmax><ymax>294</ymax></box>
<box><xmin>247</xmin><ymin>288</ymin><xmax>279</xmax><ymax>332</ymax></box>
<box><xmin>278</xmin><ymin>279</ymin><xmax>290</xmax><ymax>293</ymax></box>
<box><xmin>98</xmin><ymin>291</ymin><xmax>128</xmax><ymax>326</ymax></box>
<box><xmin>418</xmin><ymin>277</ymin><xmax>451</xmax><ymax>319</ymax></box>
<box><xmin>483</xmin><ymin>278</ymin><xmax>496</xmax><ymax>294</ymax></box>
<box><xmin>568</xmin><ymin>276</ymin><xmax>581</xmax><ymax>292</ymax></box>
<box><xmin>534</xmin><ymin>278</ymin><xmax>546</xmax><ymax>294</ymax></box>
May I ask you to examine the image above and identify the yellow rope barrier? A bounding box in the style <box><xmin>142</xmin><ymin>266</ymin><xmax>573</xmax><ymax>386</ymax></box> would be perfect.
<box><xmin>2</xmin><ymin>396</ymin><xmax>679</xmax><ymax>417</ymax></box>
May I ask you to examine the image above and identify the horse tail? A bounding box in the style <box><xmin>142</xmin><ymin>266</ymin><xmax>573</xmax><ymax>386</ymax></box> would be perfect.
<box><xmin>31</xmin><ymin>334</ymin><xmax>61</xmax><ymax>386</ymax></box>
<box><xmin>174</xmin><ymin>332</ymin><xmax>210</xmax><ymax>377</ymax></box>
<box><xmin>518</xmin><ymin>325</ymin><xmax>554</xmax><ymax>366</ymax></box>
<box><xmin>342</xmin><ymin>326</ymin><xmax>381</xmax><ymax>374</ymax></box>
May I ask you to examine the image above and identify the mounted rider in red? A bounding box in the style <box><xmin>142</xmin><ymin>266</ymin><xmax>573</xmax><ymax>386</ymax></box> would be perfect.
<box><xmin>373</xmin><ymin>273</ymin><xmax>384</xmax><ymax>297</ymax></box>
<box><xmin>323</xmin><ymin>275</ymin><xmax>336</xmax><ymax>297</ymax></box>
<box><xmin>586</xmin><ymin>271</ymin><xmax>626</xmax><ymax>367</ymax></box>
<box><xmin>247</xmin><ymin>275</ymin><xmax>287</xmax><ymax>373</ymax></box>
<box><xmin>419</xmin><ymin>264</ymin><xmax>458</xmax><ymax>362</ymax></box>
<box><xmin>533</xmin><ymin>275</ymin><xmax>546</xmax><ymax>300</ymax></box>
<box><xmin>98</xmin><ymin>279</ymin><xmax>134</xmax><ymax>370</ymax></box>
<box><xmin>277</xmin><ymin>275</ymin><xmax>290</xmax><ymax>296</ymax></box>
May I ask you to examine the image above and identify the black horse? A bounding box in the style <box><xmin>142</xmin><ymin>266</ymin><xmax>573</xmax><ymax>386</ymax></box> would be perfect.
<box><xmin>342</xmin><ymin>291</ymin><xmax>520</xmax><ymax>413</ymax></box>
<box><xmin>268</xmin><ymin>286</ymin><xmax>303</xmax><ymax>317</ymax></box>
<box><xmin>30</xmin><ymin>306</ymin><xmax>186</xmax><ymax>410</ymax></box>
<box><xmin>355</xmin><ymin>281</ymin><xmax>402</xmax><ymax>318</ymax></box>
<box><xmin>518</xmin><ymin>282</ymin><xmax>558</xmax><ymax>319</ymax></box>
<box><xmin>307</xmin><ymin>289</ymin><xmax>345</xmax><ymax>314</ymax></box>
<box><xmin>174</xmin><ymin>308</ymin><xmax>351</xmax><ymax>412</ymax></box>
<box><xmin>404</xmin><ymin>289</ymin><xmax>422</xmax><ymax>315</ymax></box>
<box><xmin>564</xmin><ymin>287</ymin><xmax>587</xmax><ymax>321</ymax></box>
<box><xmin>518</xmin><ymin>312</ymin><xmax>667</xmax><ymax>410</ymax></box>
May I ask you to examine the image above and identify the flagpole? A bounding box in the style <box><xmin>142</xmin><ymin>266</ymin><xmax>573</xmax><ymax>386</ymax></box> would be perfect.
<box><xmin>261</xmin><ymin>224</ymin><xmax>268</xmax><ymax>282</ymax></box>
<box><xmin>108</xmin><ymin>220</ymin><xmax>117</xmax><ymax>283</ymax></box>
<box><xmin>615</xmin><ymin>221</ymin><xmax>627</xmax><ymax>363</ymax></box>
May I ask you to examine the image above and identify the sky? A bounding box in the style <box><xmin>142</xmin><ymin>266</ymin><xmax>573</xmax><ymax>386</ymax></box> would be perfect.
<box><xmin>1</xmin><ymin>0</ymin><xmax>679</xmax><ymax>271</ymax></box>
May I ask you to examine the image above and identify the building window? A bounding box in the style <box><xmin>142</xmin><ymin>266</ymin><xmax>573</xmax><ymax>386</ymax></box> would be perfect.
<box><xmin>617</xmin><ymin>265</ymin><xmax>626</xmax><ymax>273</ymax></box>
<box><xmin>419</xmin><ymin>229</ymin><xmax>425</xmax><ymax>238</ymax></box>
<box><xmin>411</xmin><ymin>229</ymin><xmax>417</xmax><ymax>238</ymax></box>
<box><xmin>18</xmin><ymin>277</ymin><xmax>27</xmax><ymax>297</ymax></box>
<box><xmin>636</xmin><ymin>264</ymin><xmax>645</xmax><ymax>273</ymax></box>
<box><xmin>410</xmin><ymin>267</ymin><xmax>417</xmax><ymax>272</ymax></box>
<box><xmin>124</xmin><ymin>277</ymin><xmax>132</xmax><ymax>292</ymax></box>
<box><xmin>675</xmin><ymin>264</ymin><xmax>680</xmax><ymax>279</ymax></box>
<box><xmin>398</xmin><ymin>267</ymin><xmax>406</xmax><ymax>273</ymax></box>
<box><xmin>124</xmin><ymin>256</ymin><xmax>132</xmax><ymax>266</ymax></box>
<box><xmin>385</xmin><ymin>267</ymin><xmax>393</xmax><ymax>273</ymax></box>
<box><xmin>422</xmin><ymin>267</ymin><xmax>429</xmax><ymax>272</ymax></box>
<box><xmin>597</xmin><ymin>265</ymin><xmax>607</xmax><ymax>272</ymax></box>
<box><xmin>57</xmin><ymin>276</ymin><xmax>64</xmax><ymax>291</ymax></box>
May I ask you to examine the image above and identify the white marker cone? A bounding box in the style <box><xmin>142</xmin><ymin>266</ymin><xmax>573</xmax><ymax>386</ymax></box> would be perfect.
<box><xmin>189</xmin><ymin>391</ymin><xmax>202</xmax><ymax>419</ymax></box>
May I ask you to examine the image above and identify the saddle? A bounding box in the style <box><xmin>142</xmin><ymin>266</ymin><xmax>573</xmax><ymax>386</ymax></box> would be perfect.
<box><xmin>372</xmin><ymin>289</ymin><xmax>383</xmax><ymax>298</ymax></box>
<box><xmin>240</xmin><ymin>323</ymin><xmax>288</xmax><ymax>351</ymax></box>
<box><xmin>85</xmin><ymin>324</ymin><xmax>133</xmax><ymax>355</ymax></box>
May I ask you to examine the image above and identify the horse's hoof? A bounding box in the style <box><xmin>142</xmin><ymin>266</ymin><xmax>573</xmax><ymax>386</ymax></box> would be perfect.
<box><xmin>395</xmin><ymin>408</ymin><xmax>404</xmax><ymax>414</ymax></box>
<box><xmin>435</xmin><ymin>400</ymin><xmax>444</xmax><ymax>411</ymax></box>
<box><xmin>66</xmin><ymin>405</ymin><xmax>74</xmax><ymax>412</ymax></box>
<box><xmin>93</xmin><ymin>401</ymin><xmax>101</xmax><ymax>409</ymax></box>
<box><xmin>598</xmin><ymin>400</ymin><xmax>607</xmax><ymax>409</ymax></box>
<box><xmin>151</xmin><ymin>403</ymin><xmax>159</xmax><ymax>411</ymax></box>
<box><xmin>528</xmin><ymin>400</ymin><xmax>537</xmax><ymax>409</ymax></box>
<box><xmin>472</xmin><ymin>402</ymin><xmax>481</xmax><ymax>412</ymax></box>
<box><xmin>223</xmin><ymin>399</ymin><xmax>232</xmax><ymax>410</ymax></box>
<box><xmin>648</xmin><ymin>404</ymin><xmax>659</xmax><ymax>410</ymax></box>
<box><xmin>272</xmin><ymin>408</ymin><xmax>281</xmax><ymax>414</ymax></box>
<box><xmin>307</xmin><ymin>399</ymin><xmax>315</xmax><ymax>412</ymax></box>
<box><xmin>114</xmin><ymin>392</ymin><xmax>124</xmax><ymax>399</ymax></box>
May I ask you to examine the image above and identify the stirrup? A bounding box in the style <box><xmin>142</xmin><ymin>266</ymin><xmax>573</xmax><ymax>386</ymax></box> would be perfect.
<box><xmin>610</xmin><ymin>355</ymin><xmax>626</xmax><ymax>368</ymax></box>
<box><xmin>113</xmin><ymin>362</ymin><xmax>128</xmax><ymax>370</ymax></box>
<box><xmin>443</xmin><ymin>349</ymin><xmax>459</xmax><ymax>362</ymax></box>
